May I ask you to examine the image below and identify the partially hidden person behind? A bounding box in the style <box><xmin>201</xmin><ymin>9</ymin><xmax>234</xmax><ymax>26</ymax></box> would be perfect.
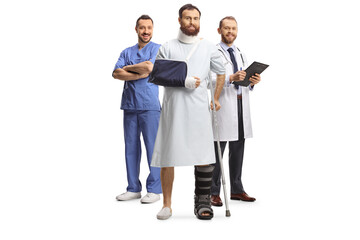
<box><xmin>150</xmin><ymin>4</ymin><xmax>225</xmax><ymax>220</ymax></box>
<box><xmin>112</xmin><ymin>15</ymin><xmax>162</xmax><ymax>203</ymax></box>
<box><xmin>210</xmin><ymin>16</ymin><xmax>261</xmax><ymax>207</ymax></box>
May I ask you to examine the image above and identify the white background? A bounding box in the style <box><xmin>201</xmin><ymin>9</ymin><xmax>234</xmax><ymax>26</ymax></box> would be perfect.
<box><xmin>1</xmin><ymin>0</ymin><xmax>360</xmax><ymax>239</ymax></box>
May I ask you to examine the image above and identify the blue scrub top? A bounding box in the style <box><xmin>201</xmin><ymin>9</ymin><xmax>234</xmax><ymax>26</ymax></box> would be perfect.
<box><xmin>114</xmin><ymin>41</ymin><xmax>161</xmax><ymax>111</ymax></box>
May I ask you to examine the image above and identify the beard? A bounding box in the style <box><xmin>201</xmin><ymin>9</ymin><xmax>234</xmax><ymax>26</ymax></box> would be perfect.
<box><xmin>221</xmin><ymin>34</ymin><xmax>237</xmax><ymax>45</ymax></box>
<box><xmin>180</xmin><ymin>24</ymin><xmax>200</xmax><ymax>36</ymax></box>
<box><xmin>138</xmin><ymin>34</ymin><xmax>152</xmax><ymax>44</ymax></box>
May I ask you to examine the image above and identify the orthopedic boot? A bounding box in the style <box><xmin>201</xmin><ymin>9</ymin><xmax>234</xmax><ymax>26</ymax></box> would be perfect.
<box><xmin>194</xmin><ymin>165</ymin><xmax>215</xmax><ymax>219</ymax></box>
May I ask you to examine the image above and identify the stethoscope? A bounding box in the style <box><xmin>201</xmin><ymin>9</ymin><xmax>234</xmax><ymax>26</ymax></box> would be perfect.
<box><xmin>217</xmin><ymin>44</ymin><xmax>245</xmax><ymax>69</ymax></box>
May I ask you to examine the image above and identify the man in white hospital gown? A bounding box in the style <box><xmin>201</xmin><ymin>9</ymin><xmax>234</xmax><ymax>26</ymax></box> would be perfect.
<box><xmin>151</xmin><ymin>4</ymin><xmax>225</xmax><ymax>220</ymax></box>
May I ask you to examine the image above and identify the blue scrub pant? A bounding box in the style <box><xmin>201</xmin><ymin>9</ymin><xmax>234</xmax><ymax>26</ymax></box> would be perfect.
<box><xmin>123</xmin><ymin>110</ymin><xmax>161</xmax><ymax>194</ymax></box>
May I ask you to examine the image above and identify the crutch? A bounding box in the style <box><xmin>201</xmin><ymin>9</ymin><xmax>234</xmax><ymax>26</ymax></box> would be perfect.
<box><xmin>208</xmin><ymin>73</ymin><xmax>231</xmax><ymax>217</ymax></box>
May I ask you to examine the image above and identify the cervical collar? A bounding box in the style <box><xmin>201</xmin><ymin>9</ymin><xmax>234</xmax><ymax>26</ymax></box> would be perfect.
<box><xmin>177</xmin><ymin>29</ymin><xmax>199</xmax><ymax>44</ymax></box>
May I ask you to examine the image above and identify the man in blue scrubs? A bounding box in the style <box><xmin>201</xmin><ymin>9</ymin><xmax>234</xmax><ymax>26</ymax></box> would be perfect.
<box><xmin>112</xmin><ymin>15</ymin><xmax>161</xmax><ymax>203</ymax></box>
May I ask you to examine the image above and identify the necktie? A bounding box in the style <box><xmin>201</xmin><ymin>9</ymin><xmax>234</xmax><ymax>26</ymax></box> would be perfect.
<box><xmin>228</xmin><ymin>48</ymin><xmax>239</xmax><ymax>89</ymax></box>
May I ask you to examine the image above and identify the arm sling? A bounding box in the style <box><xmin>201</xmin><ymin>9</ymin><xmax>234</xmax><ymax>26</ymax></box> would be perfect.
<box><xmin>148</xmin><ymin>40</ymin><xmax>201</xmax><ymax>87</ymax></box>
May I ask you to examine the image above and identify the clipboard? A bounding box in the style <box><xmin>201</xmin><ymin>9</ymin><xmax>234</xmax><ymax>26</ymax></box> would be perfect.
<box><xmin>233</xmin><ymin>61</ymin><xmax>269</xmax><ymax>87</ymax></box>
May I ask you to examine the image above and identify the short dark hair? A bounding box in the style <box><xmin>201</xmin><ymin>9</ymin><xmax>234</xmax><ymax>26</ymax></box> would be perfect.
<box><xmin>178</xmin><ymin>4</ymin><xmax>201</xmax><ymax>18</ymax></box>
<box><xmin>219</xmin><ymin>16</ymin><xmax>237</xmax><ymax>29</ymax></box>
<box><xmin>136</xmin><ymin>15</ymin><xmax>153</xmax><ymax>28</ymax></box>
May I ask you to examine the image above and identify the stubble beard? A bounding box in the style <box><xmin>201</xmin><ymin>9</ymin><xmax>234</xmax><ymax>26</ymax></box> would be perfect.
<box><xmin>138</xmin><ymin>34</ymin><xmax>152</xmax><ymax>44</ymax></box>
<box><xmin>221</xmin><ymin>34</ymin><xmax>237</xmax><ymax>45</ymax></box>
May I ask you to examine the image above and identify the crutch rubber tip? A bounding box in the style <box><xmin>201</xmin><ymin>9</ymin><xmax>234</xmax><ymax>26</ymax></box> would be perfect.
<box><xmin>226</xmin><ymin>210</ymin><xmax>231</xmax><ymax>217</ymax></box>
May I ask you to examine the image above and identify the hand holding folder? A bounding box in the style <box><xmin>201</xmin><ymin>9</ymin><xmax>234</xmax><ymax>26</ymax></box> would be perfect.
<box><xmin>233</xmin><ymin>61</ymin><xmax>269</xmax><ymax>87</ymax></box>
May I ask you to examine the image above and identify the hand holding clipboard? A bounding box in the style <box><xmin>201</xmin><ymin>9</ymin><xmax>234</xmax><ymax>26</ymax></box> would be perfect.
<box><xmin>233</xmin><ymin>61</ymin><xmax>269</xmax><ymax>87</ymax></box>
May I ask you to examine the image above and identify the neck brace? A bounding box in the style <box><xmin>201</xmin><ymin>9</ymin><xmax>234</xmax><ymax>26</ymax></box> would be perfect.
<box><xmin>177</xmin><ymin>29</ymin><xmax>199</xmax><ymax>44</ymax></box>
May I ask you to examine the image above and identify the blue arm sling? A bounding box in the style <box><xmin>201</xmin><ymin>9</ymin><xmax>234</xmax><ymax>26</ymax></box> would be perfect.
<box><xmin>149</xmin><ymin>40</ymin><xmax>201</xmax><ymax>87</ymax></box>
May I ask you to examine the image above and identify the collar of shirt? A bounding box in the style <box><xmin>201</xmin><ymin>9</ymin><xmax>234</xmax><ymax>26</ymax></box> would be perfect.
<box><xmin>135</xmin><ymin>41</ymin><xmax>153</xmax><ymax>52</ymax></box>
<box><xmin>219</xmin><ymin>41</ymin><xmax>236</xmax><ymax>60</ymax></box>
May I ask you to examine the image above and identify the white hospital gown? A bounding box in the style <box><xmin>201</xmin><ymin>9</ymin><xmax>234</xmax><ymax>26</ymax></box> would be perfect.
<box><xmin>151</xmin><ymin>38</ymin><xmax>225</xmax><ymax>167</ymax></box>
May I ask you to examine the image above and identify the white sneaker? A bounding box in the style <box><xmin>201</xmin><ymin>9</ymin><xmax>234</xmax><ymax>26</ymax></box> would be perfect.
<box><xmin>156</xmin><ymin>207</ymin><xmax>172</xmax><ymax>220</ymax></box>
<box><xmin>116</xmin><ymin>191</ymin><xmax>141</xmax><ymax>201</ymax></box>
<box><xmin>140</xmin><ymin>193</ymin><xmax>160</xmax><ymax>204</ymax></box>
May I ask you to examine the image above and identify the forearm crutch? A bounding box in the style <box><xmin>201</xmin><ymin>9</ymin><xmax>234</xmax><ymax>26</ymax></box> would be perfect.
<box><xmin>208</xmin><ymin>74</ymin><xmax>231</xmax><ymax>217</ymax></box>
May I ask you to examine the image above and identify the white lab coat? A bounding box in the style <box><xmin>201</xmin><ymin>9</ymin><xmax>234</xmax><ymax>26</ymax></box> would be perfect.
<box><xmin>211</xmin><ymin>43</ymin><xmax>253</xmax><ymax>141</ymax></box>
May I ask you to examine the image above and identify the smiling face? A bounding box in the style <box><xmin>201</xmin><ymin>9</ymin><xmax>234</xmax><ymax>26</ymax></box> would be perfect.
<box><xmin>136</xmin><ymin>19</ymin><xmax>153</xmax><ymax>44</ymax></box>
<box><xmin>179</xmin><ymin>9</ymin><xmax>200</xmax><ymax>36</ymax></box>
<box><xmin>218</xmin><ymin>18</ymin><xmax>238</xmax><ymax>46</ymax></box>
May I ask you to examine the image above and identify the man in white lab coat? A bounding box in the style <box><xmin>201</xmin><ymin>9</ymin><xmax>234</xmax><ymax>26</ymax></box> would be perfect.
<box><xmin>210</xmin><ymin>16</ymin><xmax>261</xmax><ymax>206</ymax></box>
